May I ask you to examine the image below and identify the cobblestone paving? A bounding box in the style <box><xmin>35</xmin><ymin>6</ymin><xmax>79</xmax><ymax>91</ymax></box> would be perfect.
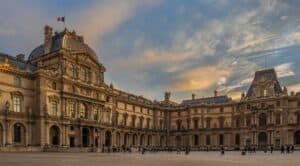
<box><xmin>0</xmin><ymin>151</ymin><xmax>299</xmax><ymax>166</ymax></box>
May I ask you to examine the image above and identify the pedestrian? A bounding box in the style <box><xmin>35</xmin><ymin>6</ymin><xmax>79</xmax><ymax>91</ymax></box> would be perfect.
<box><xmin>281</xmin><ymin>145</ymin><xmax>284</xmax><ymax>154</ymax></box>
<box><xmin>221</xmin><ymin>146</ymin><xmax>225</xmax><ymax>155</ymax></box>
<box><xmin>287</xmin><ymin>145</ymin><xmax>290</xmax><ymax>154</ymax></box>
<box><xmin>270</xmin><ymin>146</ymin><xmax>273</xmax><ymax>154</ymax></box>
<box><xmin>291</xmin><ymin>145</ymin><xmax>294</xmax><ymax>153</ymax></box>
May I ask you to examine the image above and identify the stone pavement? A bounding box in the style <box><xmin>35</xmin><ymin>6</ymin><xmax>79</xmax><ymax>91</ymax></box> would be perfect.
<box><xmin>0</xmin><ymin>151</ymin><xmax>299</xmax><ymax>166</ymax></box>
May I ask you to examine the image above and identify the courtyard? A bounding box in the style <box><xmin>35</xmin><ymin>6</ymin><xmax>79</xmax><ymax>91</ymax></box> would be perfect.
<box><xmin>0</xmin><ymin>151</ymin><xmax>299</xmax><ymax>166</ymax></box>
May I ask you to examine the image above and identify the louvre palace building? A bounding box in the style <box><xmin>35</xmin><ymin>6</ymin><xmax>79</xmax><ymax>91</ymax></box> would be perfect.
<box><xmin>0</xmin><ymin>25</ymin><xmax>300</xmax><ymax>152</ymax></box>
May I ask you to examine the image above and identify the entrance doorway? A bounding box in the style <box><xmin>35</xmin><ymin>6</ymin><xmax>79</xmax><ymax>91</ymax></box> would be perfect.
<box><xmin>258</xmin><ymin>132</ymin><xmax>268</xmax><ymax>148</ymax></box>
<box><xmin>82</xmin><ymin>128</ymin><xmax>90</xmax><ymax>147</ymax></box>
<box><xmin>50</xmin><ymin>126</ymin><xmax>60</xmax><ymax>146</ymax></box>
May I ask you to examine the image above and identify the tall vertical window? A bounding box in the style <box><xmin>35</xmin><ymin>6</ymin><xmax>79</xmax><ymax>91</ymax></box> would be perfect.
<box><xmin>80</xmin><ymin>104</ymin><xmax>88</xmax><ymax>119</ymax></box>
<box><xmin>14</xmin><ymin>76</ymin><xmax>21</xmax><ymax>86</ymax></box>
<box><xmin>93</xmin><ymin>110</ymin><xmax>98</xmax><ymax>120</ymax></box>
<box><xmin>13</xmin><ymin>96</ymin><xmax>21</xmax><ymax>112</ymax></box>
<box><xmin>194</xmin><ymin>119</ymin><xmax>198</xmax><ymax>129</ymax></box>
<box><xmin>69</xmin><ymin>103</ymin><xmax>75</xmax><ymax>118</ymax></box>
<box><xmin>275</xmin><ymin>113</ymin><xmax>281</xmax><ymax>125</ymax></box>
<box><xmin>146</xmin><ymin>118</ymin><xmax>150</xmax><ymax>129</ymax></box>
<box><xmin>71</xmin><ymin>65</ymin><xmax>76</xmax><ymax>78</ymax></box>
<box><xmin>51</xmin><ymin>101</ymin><xmax>57</xmax><ymax>115</ymax></box>
<box><xmin>81</xmin><ymin>67</ymin><xmax>89</xmax><ymax>82</ymax></box>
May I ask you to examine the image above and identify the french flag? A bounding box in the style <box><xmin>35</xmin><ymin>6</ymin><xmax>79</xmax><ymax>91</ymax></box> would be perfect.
<box><xmin>57</xmin><ymin>16</ymin><xmax>65</xmax><ymax>22</ymax></box>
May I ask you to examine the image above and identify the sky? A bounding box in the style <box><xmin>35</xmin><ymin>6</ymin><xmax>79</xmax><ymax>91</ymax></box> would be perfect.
<box><xmin>1</xmin><ymin>0</ymin><xmax>300</xmax><ymax>102</ymax></box>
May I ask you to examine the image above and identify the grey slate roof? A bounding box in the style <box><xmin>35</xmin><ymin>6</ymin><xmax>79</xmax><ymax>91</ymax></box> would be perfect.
<box><xmin>181</xmin><ymin>95</ymin><xmax>231</xmax><ymax>106</ymax></box>
<box><xmin>246</xmin><ymin>68</ymin><xmax>282</xmax><ymax>97</ymax></box>
<box><xmin>0</xmin><ymin>52</ymin><xmax>36</xmax><ymax>71</ymax></box>
<box><xmin>28</xmin><ymin>30</ymin><xmax>98</xmax><ymax>62</ymax></box>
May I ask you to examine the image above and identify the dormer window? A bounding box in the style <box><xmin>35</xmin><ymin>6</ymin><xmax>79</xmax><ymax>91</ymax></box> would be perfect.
<box><xmin>14</xmin><ymin>76</ymin><xmax>21</xmax><ymax>87</ymax></box>
<box><xmin>263</xmin><ymin>89</ymin><xmax>267</xmax><ymax>96</ymax></box>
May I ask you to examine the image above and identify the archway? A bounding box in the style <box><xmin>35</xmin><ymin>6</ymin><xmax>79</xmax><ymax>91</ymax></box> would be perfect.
<box><xmin>259</xmin><ymin>113</ymin><xmax>267</xmax><ymax>127</ymax></box>
<box><xmin>235</xmin><ymin>134</ymin><xmax>240</xmax><ymax>146</ymax></box>
<box><xmin>50</xmin><ymin>125</ymin><xmax>60</xmax><ymax>146</ymax></box>
<box><xmin>13</xmin><ymin>123</ymin><xmax>26</xmax><ymax>145</ymax></box>
<box><xmin>219</xmin><ymin>134</ymin><xmax>224</xmax><ymax>145</ymax></box>
<box><xmin>124</xmin><ymin>133</ymin><xmax>129</xmax><ymax>146</ymax></box>
<box><xmin>116</xmin><ymin>132</ymin><xmax>121</xmax><ymax>146</ymax></box>
<box><xmin>193</xmin><ymin>135</ymin><xmax>199</xmax><ymax>146</ymax></box>
<box><xmin>160</xmin><ymin>136</ymin><xmax>165</xmax><ymax>146</ymax></box>
<box><xmin>175</xmin><ymin>135</ymin><xmax>181</xmax><ymax>147</ymax></box>
<box><xmin>140</xmin><ymin>134</ymin><xmax>145</xmax><ymax>146</ymax></box>
<box><xmin>132</xmin><ymin>134</ymin><xmax>137</xmax><ymax>146</ymax></box>
<box><xmin>147</xmin><ymin>135</ymin><xmax>152</xmax><ymax>146</ymax></box>
<box><xmin>82</xmin><ymin>128</ymin><xmax>90</xmax><ymax>147</ymax></box>
<box><xmin>294</xmin><ymin>130</ymin><xmax>300</xmax><ymax>145</ymax></box>
<box><xmin>105</xmin><ymin>131</ymin><xmax>112</xmax><ymax>147</ymax></box>
<box><xmin>258</xmin><ymin>132</ymin><xmax>268</xmax><ymax>148</ymax></box>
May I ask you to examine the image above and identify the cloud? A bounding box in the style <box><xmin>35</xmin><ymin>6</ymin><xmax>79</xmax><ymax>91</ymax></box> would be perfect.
<box><xmin>169</xmin><ymin>66</ymin><xmax>231</xmax><ymax>92</ymax></box>
<box><xmin>275</xmin><ymin>62</ymin><xmax>295</xmax><ymax>78</ymax></box>
<box><xmin>72</xmin><ymin>0</ymin><xmax>162</xmax><ymax>45</ymax></box>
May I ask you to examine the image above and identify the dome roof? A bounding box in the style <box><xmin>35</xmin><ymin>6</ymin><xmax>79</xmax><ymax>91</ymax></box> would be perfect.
<box><xmin>29</xmin><ymin>28</ymin><xmax>99</xmax><ymax>63</ymax></box>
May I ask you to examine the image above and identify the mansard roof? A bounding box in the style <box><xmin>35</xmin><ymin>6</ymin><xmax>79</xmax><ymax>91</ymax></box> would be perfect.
<box><xmin>246</xmin><ymin>68</ymin><xmax>283</xmax><ymax>98</ymax></box>
<box><xmin>181</xmin><ymin>95</ymin><xmax>232</xmax><ymax>106</ymax></box>
<box><xmin>28</xmin><ymin>27</ymin><xmax>98</xmax><ymax>63</ymax></box>
<box><xmin>0</xmin><ymin>52</ymin><xmax>36</xmax><ymax>71</ymax></box>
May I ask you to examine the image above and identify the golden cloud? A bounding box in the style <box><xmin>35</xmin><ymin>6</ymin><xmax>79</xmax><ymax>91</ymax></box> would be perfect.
<box><xmin>169</xmin><ymin>66</ymin><xmax>232</xmax><ymax>92</ymax></box>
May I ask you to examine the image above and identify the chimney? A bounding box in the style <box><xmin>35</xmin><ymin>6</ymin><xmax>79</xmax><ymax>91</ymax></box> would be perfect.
<box><xmin>164</xmin><ymin>91</ymin><xmax>171</xmax><ymax>102</ymax></box>
<box><xmin>44</xmin><ymin>25</ymin><xmax>53</xmax><ymax>54</ymax></box>
<box><xmin>214</xmin><ymin>90</ymin><xmax>218</xmax><ymax>97</ymax></box>
<box><xmin>16</xmin><ymin>54</ymin><xmax>25</xmax><ymax>61</ymax></box>
<box><xmin>192</xmin><ymin>93</ymin><xmax>196</xmax><ymax>100</ymax></box>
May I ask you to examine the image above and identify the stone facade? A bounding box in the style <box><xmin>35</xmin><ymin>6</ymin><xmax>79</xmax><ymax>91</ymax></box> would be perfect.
<box><xmin>0</xmin><ymin>26</ymin><xmax>299</xmax><ymax>151</ymax></box>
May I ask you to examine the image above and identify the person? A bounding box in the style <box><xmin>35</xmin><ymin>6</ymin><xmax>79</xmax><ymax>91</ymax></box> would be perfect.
<box><xmin>281</xmin><ymin>145</ymin><xmax>285</xmax><ymax>154</ymax></box>
<box><xmin>286</xmin><ymin>145</ymin><xmax>290</xmax><ymax>154</ymax></box>
<box><xmin>185</xmin><ymin>146</ymin><xmax>189</xmax><ymax>155</ymax></box>
<box><xmin>291</xmin><ymin>145</ymin><xmax>294</xmax><ymax>153</ymax></box>
<box><xmin>177</xmin><ymin>147</ymin><xmax>181</xmax><ymax>154</ymax></box>
<box><xmin>270</xmin><ymin>146</ymin><xmax>273</xmax><ymax>154</ymax></box>
<box><xmin>221</xmin><ymin>146</ymin><xmax>225</xmax><ymax>155</ymax></box>
<box><xmin>142</xmin><ymin>147</ymin><xmax>145</xmax><ymax>154</ymax></box>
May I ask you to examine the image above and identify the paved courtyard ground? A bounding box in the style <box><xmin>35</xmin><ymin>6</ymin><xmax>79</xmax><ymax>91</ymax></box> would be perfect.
<box><xmin>0</xmin><ymin>151</ymin><xmax>299</xmax><ymax>166</ymax></box>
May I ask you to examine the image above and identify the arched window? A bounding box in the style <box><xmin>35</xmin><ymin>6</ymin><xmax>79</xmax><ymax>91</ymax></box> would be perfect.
<box><xmin>80</xmin><ymin>104</ymin><xmax>88</xmax><ymax>119</ymax></box>
<box><xmin>259</xmin><ymin>113</ymin><xmax>267</xmax><ymax>126</ymax></box>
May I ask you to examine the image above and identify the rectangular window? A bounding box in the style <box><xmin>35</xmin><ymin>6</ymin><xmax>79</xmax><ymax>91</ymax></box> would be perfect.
<box><xmin>93</xmin><ymin>110</ymin><xmax>98</xmax><ymax>120</ymax></box>
<box><xmin>51</xmin><ymin>101</ymin><xmax>57</xmax><ymax>115</ymax></box>
<box><xmin>13</xmin><ymin>96</ymin><xmax>21</xmax><ymax>112</ymax></box>
<box><xmin>194</xmin><ymin>119</ymin><xmax>198</xmax><ymax>129</ymax></box>
<box><xmin>69</xmin><ymin>103</ymin><xmax>75</xmax><ymax>118</ymax></box>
